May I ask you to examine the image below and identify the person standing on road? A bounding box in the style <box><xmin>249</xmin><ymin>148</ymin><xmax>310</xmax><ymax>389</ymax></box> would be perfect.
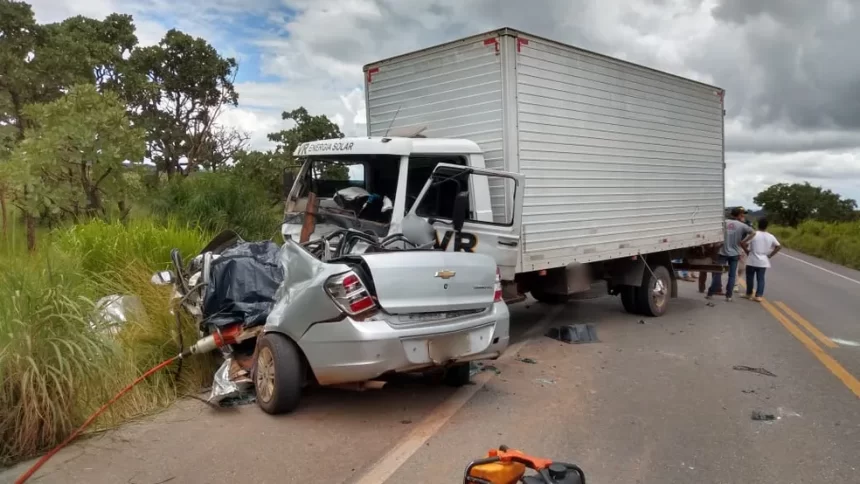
<box><xmin>734</xmin><ymin>218</ymin><xmax>753</xmax><ymax>293</ymax></box>
<box><xmin>707</xmin><ymin>207</ymin><xmax>755</xmax><ymax>301</ymax></box>
<box><xmin>742</xmin><ymin>218</ymin><xmax>781</xmax><ymax>302</ymax></box>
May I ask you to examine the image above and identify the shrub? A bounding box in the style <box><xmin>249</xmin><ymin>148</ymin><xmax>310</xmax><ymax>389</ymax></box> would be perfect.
<box><xmin>52</xmin><ymin>218</ymin><xmax>208</xmax><ymax>274</ymax></box>
<box><xmin>0</xmin><ymin>219</ymin><xmax>214</xmax><ymax>464</ymax></box>
<box><xmin>150</xmin><ymin>172</ymin><xmax>282</xmax><ymax>241</ymax></box>
<box><xmin>771</xmin><ymin>220</ymin><xmax>860</xmax><ymax>270</ymax></box>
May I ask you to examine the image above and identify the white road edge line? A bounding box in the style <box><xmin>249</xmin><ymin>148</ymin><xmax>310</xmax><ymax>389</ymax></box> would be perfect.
<box><xmin>781</xmin><ymin>253</ymin><xmax>860</xmax><ymax>286</ymax></box>
<box><xmin>831</xmin><ymin>338</ymin><xmax>860</xmax><ymax>347</ymax></box>
<box><xmin>351</xmin><ymin>305</ymin><xmax>564</xmax><ymax>484</ymax></box>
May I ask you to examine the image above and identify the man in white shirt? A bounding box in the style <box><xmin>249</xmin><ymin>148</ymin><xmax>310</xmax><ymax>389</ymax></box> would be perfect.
<box><xmin>743</xmin><ymin>218</ymin><xmax>782</xmax><ymax>302</ymax></box>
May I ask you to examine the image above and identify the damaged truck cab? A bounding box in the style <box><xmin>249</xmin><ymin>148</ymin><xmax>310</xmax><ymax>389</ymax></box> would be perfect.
<box><xmin>282</xmin><ymin>136</ymin><xmax>526</xmax><ymax>290</ymax></box>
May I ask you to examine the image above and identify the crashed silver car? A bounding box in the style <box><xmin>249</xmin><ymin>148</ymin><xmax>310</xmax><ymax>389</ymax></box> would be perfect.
<box><xmin>157</xmin><ymin>215</ymin><xmax>510</xmax><ymax>415</ymax></box>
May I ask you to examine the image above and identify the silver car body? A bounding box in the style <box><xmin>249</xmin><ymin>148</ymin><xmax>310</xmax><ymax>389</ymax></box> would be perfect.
<box><xmin>265</xmin><ymin>238</ymin><xmax>510</xmax><ymax>385</ymax></box>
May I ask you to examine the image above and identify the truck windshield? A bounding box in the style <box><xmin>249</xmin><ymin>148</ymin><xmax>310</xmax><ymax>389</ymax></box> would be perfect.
<box><xmin>299</xmin><ymin>155</ymin><xmax>400</xmax><ymax>201</ymax></box>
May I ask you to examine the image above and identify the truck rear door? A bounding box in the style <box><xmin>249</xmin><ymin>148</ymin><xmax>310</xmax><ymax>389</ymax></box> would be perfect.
<box><xmin>407</xmin><ymin>163</ymin><xmax>524</xmax><ymax>280</ymax></box>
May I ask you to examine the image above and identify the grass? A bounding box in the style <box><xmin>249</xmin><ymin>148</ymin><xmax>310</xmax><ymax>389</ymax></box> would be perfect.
<box><xmin>771</xmin><ymin>220</ymin><xmax>860</xmax><ymax>270</ymax></box>
<box><xmin>150</xmin><ymin>172</ymin><xmax>282</xmax><ymax>241</ymax></box>
<box><xmin>0</xmin><ymin>218</ymin><xmax>214</xmax><ymax>465</ymax></box>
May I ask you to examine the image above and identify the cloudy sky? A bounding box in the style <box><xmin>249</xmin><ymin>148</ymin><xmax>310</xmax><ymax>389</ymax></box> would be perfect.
<box><xmin>28</xmin><ymin>0</ymin><xmax>860</xmax><ymax>207</ymax></box>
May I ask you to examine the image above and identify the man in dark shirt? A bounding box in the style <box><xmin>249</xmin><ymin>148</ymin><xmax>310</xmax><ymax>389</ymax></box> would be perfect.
<box><xmin>707</xmin><ymin>207</ymin><xmax>756</xmax><ymax>301</ymax></box>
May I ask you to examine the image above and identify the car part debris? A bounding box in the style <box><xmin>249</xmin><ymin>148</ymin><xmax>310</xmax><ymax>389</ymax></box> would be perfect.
<box><xmin>471</xmin><ymin>362</ymin><xmax>502</xmax><ymax>376</ymax></box>
<box><xmin>546</xmin><ymin>324</ymin><xmax>598</xmax><ymax>344</ymax></box>
<box><xmin>751</xmin><ymin>410</ymin><xmax>776</xmax><ymax>421</ymax></box>
<box><xmin>535</xmin><ymin>378</ymin><xmax>556</xmax><ymax>385</ymax></box>
<box><xmin>90</xmin><ymin>294</ymin><xmax>146</xmax><ymax>336</ymax></box>
<box><xmin>208</xmin><ymin>357</ymin><xmax>253</xmax><ymax>404</ymax></box>
<box><xmin>733</xmin><ymin>365</ymin><xmax>777</xmax><ymax>377</ymax></box>
<box><xmin>516</xmin><ymin>357</ymin><xmax>538</xmax><ymax>364</ymax></box>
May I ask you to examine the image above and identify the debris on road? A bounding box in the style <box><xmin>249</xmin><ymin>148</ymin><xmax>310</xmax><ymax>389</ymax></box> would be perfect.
<box><xmin>638</xmin><ymin>319</ymin><xmax>646</xmax><ymax>324</ymax></box>
<box><xmin>535</xmin><ymin>378</ymin><xmax>556</xmax><ymax>385</ymax></box>
<box><xmin>733</xmin><ymin>365</ymin><xmax>777</xmax><ymax>377</ymax></box>
<box><xmin>546</xmin><ymin>324</ymin><xmax>598</xmax><ymax>344</ymax></box>
<box><xmin>742</xmin><ymin>389</ymin><xmax>756</xmax><ymax>394</ymax></box>
<box><xmin>751</xmin><ymin>410</ymin><xmax>776</xmax><ymax>421</ymax></box>
<box><xmin>208</xmin><ymin>357</ymin><xmax>253</xmax><ymax>404</ymax></box>
<box><xmin>471</xmin><ymin>362</ymin><xmax>501</xmax><ymax>376</ymax></box>
<box><xmin>706</xmin><ymin>302</ymin><xmax>716</xmax><ymax>307</ymax></box>
<box><xmin>516</xmin><ymin>357</ymin><xmax>538</xmax><ymax>364</ymax></box>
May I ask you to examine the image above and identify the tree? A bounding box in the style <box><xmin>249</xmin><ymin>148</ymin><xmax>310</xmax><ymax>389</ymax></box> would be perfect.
<box><xmin>232</xmin><ymin>149</ymin><xmax>293</xmax><ymax>202</ymax></box>
<box><xmin>267</xmin><ymin>107</ymin><xmax>348</xmax><ymax>181</ymax></box>
<box><xmin>200</xmin><ymin>125</ymin><xmax>249</xmax><ymax>172</ymax></box>
<box><xmin>41</xmin><ymin>13</ymin><xmax>138</xmax><ymax>92</ymax></box>
<box><xmin>6</xmin><ymin>84</ymin><xmax>145</xmax><ymax>249</ymax></box>
<box><xmin>233</xmin><ymin>107</ymin><xmax>347</xmax><ymax>203</ymax></box>
<box><xmin>0</xmin><ymin>0</ymin><xmax>40</xmax><ymax>239</ymax></box>
<box><xmin>0</xmin><ymin>2</ymin><xmax>141</xmax><ymax>239</ymax></box>
<box><xmin>129</xmin><ymin>29</ymin><xmax>239</xmax><ymax>178</ymax></box>
<box><xmin>754</xmin><ymin>182</ymin><xmax>858</xmax><ymax>227</ymax></box>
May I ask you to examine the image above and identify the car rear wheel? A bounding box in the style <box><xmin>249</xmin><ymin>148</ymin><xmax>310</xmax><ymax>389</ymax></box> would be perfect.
<box><xmin>255</xmin><ymin>333</ymin><xmax>304</xmax><ymax>415</ymax></box>
<box><xmin>443</xmin><ymin>363</ymin><xmax>472</xmax><ymax>387</ymax></box>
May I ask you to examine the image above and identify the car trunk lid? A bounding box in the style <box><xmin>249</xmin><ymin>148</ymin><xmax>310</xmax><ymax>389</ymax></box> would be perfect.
<box><xmin>358</xmin><ymin>251</ymin><xmax>497</xmax><ymax>314</ymax></box>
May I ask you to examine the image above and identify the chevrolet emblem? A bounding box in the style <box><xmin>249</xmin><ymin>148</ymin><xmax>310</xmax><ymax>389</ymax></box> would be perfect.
<box><xmin>434</xmin><ymin>270</ymin><xmax>456</xmax><ymax>280</ymax></box>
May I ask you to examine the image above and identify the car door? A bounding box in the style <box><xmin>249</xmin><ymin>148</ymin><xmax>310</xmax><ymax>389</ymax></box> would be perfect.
<box><xmin>406</xmin><ymin>163</ymin><xmax>524</xmax><ymax>280</ymax></box>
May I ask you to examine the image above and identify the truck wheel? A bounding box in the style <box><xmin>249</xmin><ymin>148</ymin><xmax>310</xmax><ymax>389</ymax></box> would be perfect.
<box><xmin>636</xmin><ymin>266</ymin><xmax>671</xmax><ymax>317</ymax></box>
<box><xmin>620</xmin><ymin>286</ymin><xmax>641</xmax><ymax>315</ymax></box>
<box><xmin>530</xmin><ymin>289</ymin><xmax>569</xmax><ymax>305</ymax></box>
<box><xmin>254</xmin><ymin>333</ymin><xmax>304</xmax><ymax>415</ymax></box>
<box><xmin>443</xmin><ymin>363</ymin><xmax>472</xmax><ymax>387</ymax></box>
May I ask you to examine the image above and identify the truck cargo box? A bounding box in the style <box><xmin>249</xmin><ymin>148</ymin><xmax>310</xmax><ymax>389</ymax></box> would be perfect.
<box><xmin>364</xmin><ymin>28</ymin><xmax>725</xmax><ymax>272</ymax></box>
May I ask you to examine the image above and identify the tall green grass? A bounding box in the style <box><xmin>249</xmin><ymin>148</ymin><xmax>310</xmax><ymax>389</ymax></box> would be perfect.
<box><xmin>0</xmin><ymin>218</ymin><xmax>213</xmax><ymax>465</ymax></box>
<box><xmin>771</xmin><ymin>220</ymin><xmax>860</xmax><ymax>270</ymax></box>
<box><xmin>150</xmin><ymin>172</ymin><xmax>282</xmax><ymax>241</ymax></box>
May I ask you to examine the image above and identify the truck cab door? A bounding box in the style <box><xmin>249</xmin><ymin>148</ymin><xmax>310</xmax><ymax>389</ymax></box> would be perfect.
<box><xmin>406</xmin><ymin>163</ymin><xmax>524</xmax><ymax>281</ymax></box>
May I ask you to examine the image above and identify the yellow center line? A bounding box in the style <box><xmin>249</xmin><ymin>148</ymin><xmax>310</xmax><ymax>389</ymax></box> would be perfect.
<box><xmin>773</xmin><ymin>301</ymin><xmax>838</xmax><ymax>348</ymax></box>
<box><xmin>760</xmin><ymin>300</ymin><xmax>860</xmax><ymax>399</ymax></box>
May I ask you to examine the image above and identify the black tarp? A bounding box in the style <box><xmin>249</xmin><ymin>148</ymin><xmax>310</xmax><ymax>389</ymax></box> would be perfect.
<box><xmin>202</xmin><ymin>241</ymin><xmax>284</xmax><ymax>328</ymax></box>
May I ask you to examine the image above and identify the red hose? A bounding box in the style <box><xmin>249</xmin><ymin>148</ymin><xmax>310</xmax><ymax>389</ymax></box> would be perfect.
<box><xmin>15</xmin><ymin>356</ymin><xmax>180</xmax><ymax>484</ymax></box>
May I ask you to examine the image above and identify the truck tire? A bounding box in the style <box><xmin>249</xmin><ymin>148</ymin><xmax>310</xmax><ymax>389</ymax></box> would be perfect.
<box><xmin>620</xmin><ymin>286</ymin><xmax>641</xmax><ymax>315</ymax></box>
<box><xmin>636</xmin><ymin>265</ymin><xmax>671</xmax><ymax>317</ymax></box>
<box><xmin>530</xmin><ymin>289</ymin><xmax>569</xmax><ymax>305</ymax></box>
<box><xmin>254</xmin><ymin>333</ymin><xmax>304</xmax><ymax>415</ymax></box>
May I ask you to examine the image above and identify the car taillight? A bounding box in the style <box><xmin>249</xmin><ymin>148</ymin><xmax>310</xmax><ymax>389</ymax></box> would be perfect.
<box><xmin>325</xmin><ymin>270</ymin><xmax>378</xmax><ymax>317</ymax></box>
<box><xmin>494</xmin><ymin>267</ymin><xmax>503</xmax><ymax>302</ymax></box>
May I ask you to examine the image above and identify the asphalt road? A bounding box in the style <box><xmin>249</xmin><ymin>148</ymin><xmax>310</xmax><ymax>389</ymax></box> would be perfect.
<box><xmin>3</xmin><ymin>249</ymin><xmax>858</xmax><ymax>484</ymax></box>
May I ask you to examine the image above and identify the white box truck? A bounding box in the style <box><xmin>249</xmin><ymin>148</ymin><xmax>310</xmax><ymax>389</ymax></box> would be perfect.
<box><xmin>283</xmin><ymin>27</ymin><xmax>726</xmax><ymax>317</ymax></box>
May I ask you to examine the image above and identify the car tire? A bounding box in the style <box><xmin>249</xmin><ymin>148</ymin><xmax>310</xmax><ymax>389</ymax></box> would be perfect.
<box><xmin>443</xmin><ymin>363</ymin><xmax>472</xmax><ymax>387</ymax></box>
<box><xmin>254</xmin><ymin>333</ymin><xmax>304</xmax><ymax>415</ymax></box>
<box><xmin>620</xmin><ymin>286</ymin><xmax>640</xmax><ymax>315</ymax></box>
<box><xmin>635</xmin><ymin>265</ymin><xmax>671</xmax><ymax>318</ymax></box>
<box><xmin>530</xmin><ymin>289</ymin><xmax>569</xmax><ymax>305</ymax></box>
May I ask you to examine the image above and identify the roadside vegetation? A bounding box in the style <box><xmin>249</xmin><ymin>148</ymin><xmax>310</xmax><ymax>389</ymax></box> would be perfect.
<box><xmin>753</xmin><ymin>182</ymin><xmax>859</xmax><ymax>270</ymax></box>
<box><xmin>0</xmin><ymin>1</ymin><xmax>347</xmax><ymax>465</ymax></box>
<box><xmin>770</xmin><ymin>221</ymin><xmax>860</xmax><ymax>270</ymax></box>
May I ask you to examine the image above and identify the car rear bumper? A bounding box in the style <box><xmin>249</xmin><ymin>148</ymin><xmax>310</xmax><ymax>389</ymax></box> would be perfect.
<box><xmin>293</xmin><ymin>302</ymin><xmax>510</xmax><ymax>385</ymax></box>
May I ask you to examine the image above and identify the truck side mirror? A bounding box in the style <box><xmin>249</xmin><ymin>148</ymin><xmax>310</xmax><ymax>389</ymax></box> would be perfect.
<box><xmin>452</xmin><ymin>191</ymin><xmax>469</xmax><ymax>232</ymax></box>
